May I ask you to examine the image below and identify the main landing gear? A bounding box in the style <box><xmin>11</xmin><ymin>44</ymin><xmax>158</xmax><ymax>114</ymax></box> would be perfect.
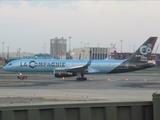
<box><xmin>76</xmin><ymin>77</ymin><xmax>87</xmax><ymax>81</ymax></box>
<box><xmin>76</xmin><ymin>72</ymin><xmax>87</xmax><ymax>81</ymax></box>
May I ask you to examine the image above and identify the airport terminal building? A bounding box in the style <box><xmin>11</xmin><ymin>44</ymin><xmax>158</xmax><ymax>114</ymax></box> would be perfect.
<box><xmin>70</xmin><ymin>47</ymin><xmax>116</xmax><ymax>60</ymax></box>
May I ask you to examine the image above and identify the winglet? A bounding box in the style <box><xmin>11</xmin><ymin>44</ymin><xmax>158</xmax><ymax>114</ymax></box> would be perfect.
<box><xmin>86</xmin><ymin>58</ymin><xmax>92</xmax><ymax>67</ymax></box>
<box><xmin>67</xmin><ymin>51</ymin><xmax>92</xmax><ymax>72</ymax></box>
<box><xmin>85</xmin><ymin>51</ymin><xmax>92</xmax><ymax>67</ymax></box>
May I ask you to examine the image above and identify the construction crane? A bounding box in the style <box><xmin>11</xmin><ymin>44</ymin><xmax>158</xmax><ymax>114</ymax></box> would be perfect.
<box><xmin>111</xmin><ymin>43</ymin><xmax>116</xmax><ymax>48</ymax></box>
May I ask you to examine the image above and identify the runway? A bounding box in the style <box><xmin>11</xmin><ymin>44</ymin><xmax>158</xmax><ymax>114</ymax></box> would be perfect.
<box><xmin>0</xmin><ymin>71</ymin><xmax>160</xmax><ymax>104</ymax></box>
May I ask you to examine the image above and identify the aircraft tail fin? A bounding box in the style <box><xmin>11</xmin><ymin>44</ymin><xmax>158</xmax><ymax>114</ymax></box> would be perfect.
<box><xmin>126</xmin><ymin>37</ymin><xmax>157</xmax><ymax>62</ymax></box>
<box><xmin>85</xmin><ymin>50</ymin><xmax>92</xmax><ymax>67</ymax></box>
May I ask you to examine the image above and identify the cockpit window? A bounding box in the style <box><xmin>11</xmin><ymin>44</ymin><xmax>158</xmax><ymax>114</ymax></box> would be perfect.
<box><xmin>8</xmin><ymin>63</ymin><xmax>12</xmax><ymax>66</ymax></box>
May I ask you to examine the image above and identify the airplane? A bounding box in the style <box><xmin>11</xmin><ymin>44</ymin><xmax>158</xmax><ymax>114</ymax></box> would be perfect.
<box><xmin>3</xmin><ymin>37</ymin><xmax>157</xmax><ymax>81</ymax></box>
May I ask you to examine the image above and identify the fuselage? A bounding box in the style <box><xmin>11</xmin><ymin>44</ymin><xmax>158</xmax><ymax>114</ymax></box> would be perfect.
<box><xmin>3</xmin><ymin>59</ymin><xmax>155</xmax><ymax>74</ymax></box>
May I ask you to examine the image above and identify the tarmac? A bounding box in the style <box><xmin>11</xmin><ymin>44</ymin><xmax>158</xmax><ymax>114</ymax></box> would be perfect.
<box><xmin>0</xmin><ymin>69</ymin><xmax>160</xmax><ymax>104</ymax></box>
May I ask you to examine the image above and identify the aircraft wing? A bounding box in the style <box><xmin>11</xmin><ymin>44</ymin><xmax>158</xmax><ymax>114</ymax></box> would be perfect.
<box><xmin>66</xmin><ymin>58</ymin><xmax>92</xmax><ymax>72</ymax></box>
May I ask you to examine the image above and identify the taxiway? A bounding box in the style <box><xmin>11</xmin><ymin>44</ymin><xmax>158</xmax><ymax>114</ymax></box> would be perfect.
<box><xmin>0</xmin><ymin>72</ymin><xmax>160</xmax><ymax>104</ymax></box>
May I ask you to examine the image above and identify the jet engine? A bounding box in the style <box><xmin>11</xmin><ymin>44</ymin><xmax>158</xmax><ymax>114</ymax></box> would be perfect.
<box><xmin>54</xmin><ymin>70</ymin><xmax>76</xmax><ymax>78</ymax></box>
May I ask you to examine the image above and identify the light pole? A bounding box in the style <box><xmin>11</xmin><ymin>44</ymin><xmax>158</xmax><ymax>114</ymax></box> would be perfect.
<box><xmin>68</xmin><ymin>37</ymin><xmax>71</xmax><ymax>59</ymax></box>
<box><xmin>19</xmin><ymin>48</ymin><xmax>21</xmax><ymax>58</ymax></box>
<box><xmin>44</xmin><ymin>43</ymin><xmax>46</xmax><ymax>58</ymax></box>
<box><xmin>133</xmin><ymin>45</ymin><xmax>135</xmax><ymax>52</ymax></box>
<box><xmin>2</xmin><ymin>42</ymin><xmax>4</xmax><ymax>58</ymax></box>
<box><xmin>7</xmin><ymin>46</ymin><xmax>9</xmax><ymax>60</ymax></box>
<box><xmin>120</xmin><ymin>40</ymin><xmax>123</xmax><ymax>53</ymax></box>
<box><xmin>68</xmin><ymin>37</ymin><xmax>71</xmax><ymax>52</ymax></box>
<box><xmin>42</xmin><ymin>47</ymin><xmax>44</xmax><ymax>54</ymax></box>
<box><xmin>129</xmin><ymin>45</ymin><xmax>131</xmax><ymax>53</ymax></box>
<box><xmin>44</xmin><ymin>43</ymin><xmax>46</xmax><ymax>54</ymax></box>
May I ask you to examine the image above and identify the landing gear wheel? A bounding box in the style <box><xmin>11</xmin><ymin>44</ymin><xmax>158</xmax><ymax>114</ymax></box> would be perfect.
<box><xmin>76</xmin><ymin>77</ymin><xmax>87</xmax><ymax>81</ymax></box>
<box><xmin>76</xmin><ymin>78</ymin><xmax>80</xmax><ymax>81</ymax></box>
<box><xmin>83</xmin><ymin>77</ymin><xmax>87</xmax><ymax>81</ymax></box>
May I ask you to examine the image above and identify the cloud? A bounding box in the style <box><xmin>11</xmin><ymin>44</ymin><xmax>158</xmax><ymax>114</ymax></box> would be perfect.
<box><xmin>0</xmin><ymin>1</ymin><xmax>160</xmax><ymax>53</ymax></box>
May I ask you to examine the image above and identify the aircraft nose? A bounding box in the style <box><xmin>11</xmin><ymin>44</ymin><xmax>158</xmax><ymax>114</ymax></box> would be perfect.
<box><xmin>3</xmin><ymin>65</ymin><xmax>8</xmax><ymax>71</ymax></box>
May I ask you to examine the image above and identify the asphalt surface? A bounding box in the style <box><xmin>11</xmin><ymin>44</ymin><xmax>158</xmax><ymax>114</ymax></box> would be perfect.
<box><xmin>0</xmin><ymin>73</ymin><xmax>160</xmax><ymax>89</ymax></box>
<box><xmin>0</xmin><ymin>69</ymin><xmax>160</xmax><ymax>104</ymax></box>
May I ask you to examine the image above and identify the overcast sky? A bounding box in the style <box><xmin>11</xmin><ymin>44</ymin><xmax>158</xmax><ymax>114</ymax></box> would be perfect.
<box><xmin>1</xmin><ymin>1</ymin><xmax>160</xmax><ymax>54</ymax></box>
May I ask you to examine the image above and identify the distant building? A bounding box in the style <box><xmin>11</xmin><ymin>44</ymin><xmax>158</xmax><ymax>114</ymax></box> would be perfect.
<box><xmin>0</xmin><ymin>57</ymin><xmax>5</xmax><ymax>67</ymax></box>
<box><xmin>0</xmin><ymin>52</ymin><xmax>35</xmax><ymax>59</ymax></box>
<box><xmin>110</xmin><ymin>52</ymin><xmax>132</xmax><ymax>60</ymax></box>
<box><xmin>70</xmin><ymin>47</ymin><xmax>116</xmax><ymax>60</ymax></box>
<box><xmin>50</xmin><ymin>37</ymin><xmax>67</xmax><ymax>59</ymax></box>
<box><xmin>34</xmin><ymin>53</ymin><xmax>53</xmax><ymax>59</ymax></box>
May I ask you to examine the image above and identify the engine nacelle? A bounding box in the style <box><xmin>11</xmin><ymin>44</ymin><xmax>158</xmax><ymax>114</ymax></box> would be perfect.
<box><xmin>54</xmin><ymin>70</ymin><xmax>76</xmax><ymax>78</ymax></box>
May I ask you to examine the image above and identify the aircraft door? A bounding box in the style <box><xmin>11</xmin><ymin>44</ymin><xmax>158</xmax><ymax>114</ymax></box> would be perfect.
<box><xmin>16</xmin><ymin>62</ymin><xmax>22</xmax><ymax>68</ymax></box>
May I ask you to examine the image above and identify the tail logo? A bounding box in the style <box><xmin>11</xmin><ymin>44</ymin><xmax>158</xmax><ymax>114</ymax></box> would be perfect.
<box><xmin>140</xmin><ymin>45</ymin><xmax>152</xmax><ymax>55</ymax></box>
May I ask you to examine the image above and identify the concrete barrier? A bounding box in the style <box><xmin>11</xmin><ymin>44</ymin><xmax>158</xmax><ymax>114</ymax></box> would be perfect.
<box><xmin>0</xmin><ymin>101</ymin><xmax>153</xmax><ymax>120</ymax></box>
<box><xmin>153</xmin><ymin>93</ymin><xmax>160</xmax><ymax>120</ymax></box>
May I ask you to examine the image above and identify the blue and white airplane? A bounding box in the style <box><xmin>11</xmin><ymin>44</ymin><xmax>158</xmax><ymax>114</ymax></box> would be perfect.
<box><xmin>3</xmin><ymin>37</ymin><xmax>157</xmax><ymax>81</ymax></box>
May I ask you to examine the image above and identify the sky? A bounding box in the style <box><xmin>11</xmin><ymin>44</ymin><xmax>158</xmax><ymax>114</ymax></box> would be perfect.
<box><xmin>1</xmin><ymin>1</ymin><xmax>160</xmax><ymax>54</ymax></box>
